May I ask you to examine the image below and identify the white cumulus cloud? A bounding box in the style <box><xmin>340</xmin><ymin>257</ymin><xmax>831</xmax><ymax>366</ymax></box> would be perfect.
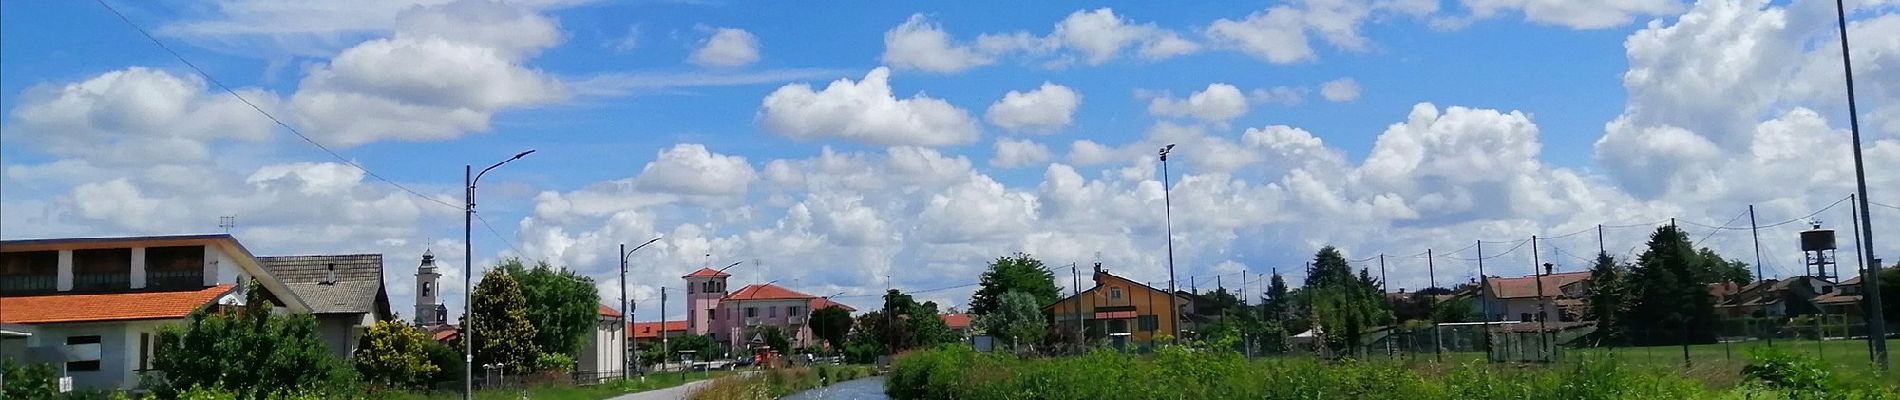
<box><xmin>985</xmin><ymin>82</ymin><xmax>1082</xmax><ymax>133</ymax></box>
<box><xmin>1148</xmin><ymin>83</ymin><xmax>1249</xmax><ymax>124</ymax></box>
<box><xmin>1320</xmin><ymin>78</ymin><xmax>1362</xmax><ymax>102</ymax></box>
<box><xmin>691</xmin><ymin>27</ymin><xmax>762</xmax><ymax>67</ymax></box>
<box><xmin>759</xmin><ymin>67</ymin><xmax>981</xmax><ymax>147</ymax></box>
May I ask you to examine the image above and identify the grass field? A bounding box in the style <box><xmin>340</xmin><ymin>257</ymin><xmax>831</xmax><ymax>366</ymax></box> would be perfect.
<box><xmin>1366</xmin><ymin>339</ymin><xmax>1899</xmax><ymax>384</ymax></box>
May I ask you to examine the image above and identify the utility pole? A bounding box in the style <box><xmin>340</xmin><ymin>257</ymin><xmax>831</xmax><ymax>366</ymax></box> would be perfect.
<box><xmin>1597</xmin><ymin>225</ymin><xmax>1606</xmax><ymax>255</ymax></box>
<box><xmin>1378</xmin><ymin>254</ymin><xmax>1388</xmax><ymax>293</ymax></box>
<box><xmin>1072</xmin><ymin>263</ymin><xmax>1082</xmax><ymax>350</ymax></box>
<box><xmin>463</xmin><ymin>149</ymin><xmax>533</xmax><ymax>399</ymax></box>
<box><xmin>1428</xmin><ymin>248</ymin><xmax>1442</xmax><ymax>363</ymax></box>
<box><xmin>619</xmin><ymin>238</ymin><xmax>661</xmax><ymax>378</ymax></box>
<box><xmin>660</xmin><ymin>287</ymin><xmax>668</xmax><ymax>369</ymax></box>
<box><xmin>1476</xmin><ymin>240</ymin><xmax>1491</xmax><ymax>359</ymax></box>
<box><xmin>1532</xmin><ymin>236</ymin><xmax>1549</xmax><ymax>361</ymax></box>
<box><xmin>1832</xmin><ymin>0</ymin><xmax>1887</xmax><ymax>369</ymax></box>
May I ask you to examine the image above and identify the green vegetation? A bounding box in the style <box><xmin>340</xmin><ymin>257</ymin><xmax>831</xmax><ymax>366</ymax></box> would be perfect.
<box><xmin>152</xmin><ymin>282</ymin><xmax>355</xmax><ymax>398</ymax></box>
<box><xmin>887</xmin><ymin>346</ymin><xmax>1898</xmax><ymax>400</ymax></box>
<box><xmin>978</xmin><ymin>290</ymin><xmax>1047</xmax><ymax>351</ymax></box>
<box><xmin>469</xmin><ymin>267</ymin><xmax>542</xmax><ymax>374</ymax></box>
<box><xmin>1294</xmin><ymin>246</ymin><xmax>1390</xmax><ymax>355</ymax></box>
<box><xmin>354</xmin><ymin>320</ymin><xmax>440</xmax><ymax>391</ymax></box>
<box><xmin>688</xmin><ymin>365</ymin><xmax>878</xmax><ymax>400</ymax></box>
<box><xmin>968</xmin><ymin>253</ymin><xmax>1061</xmax><ymax>317</ymax></box>
<box><xmin>501</xmin><ymin>259</ymin><xmax>600</xmax><ymax>358</ymax></box>
<box><xmin>809</xmin><ymin>305</ymin><xmax>855</xmax><ymax>352</ymax></box>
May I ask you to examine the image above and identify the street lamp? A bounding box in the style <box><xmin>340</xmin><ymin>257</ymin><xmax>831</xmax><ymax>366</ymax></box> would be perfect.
<box><xmin>464</xmin><ymin>149</ymin><xmax>533</xmax><ymax>398</ymax></box>
<box><xmin>1158</xmin><ymin>144</ymin><xmax>1181</xmax><ymax>341</ymax></box>
<box><xmin>619</xmin><ymin>237</ymin><xmax>662</xmax><ymax>378</ymax></box>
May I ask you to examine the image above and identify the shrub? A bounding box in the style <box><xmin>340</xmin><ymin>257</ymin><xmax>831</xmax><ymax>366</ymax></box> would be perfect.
<box><xmin>152</xmin><ymin>282</ymin><xmax>352</xmax><ymax>398</ymax></box>
<box><xmin>354</xmin><ymin>320</ymin><xmax>440</xmax><ymax>390</ymax></box>
<box><xmin>1</xmin><ymin>359</ymin><xmax>59</xmax><ymax>399</ymax></box>
<box><xmin>536</xmin><ymin>352</ymin><xmax>576</xmax><ymax>373</ymax></box>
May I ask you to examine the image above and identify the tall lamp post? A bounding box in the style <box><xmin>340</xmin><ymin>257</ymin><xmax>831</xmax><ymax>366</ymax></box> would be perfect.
<box><xmin>1158</xmin><ymin>144</ymin><xmax>1181</xmax><ymax>341</ymax></box>
<box><xmin>465</xmin><ymin>149</ymin><xmax>534</xmax><ymax>399</ymax></box>
<box><xmin>619</xmin><ymin>237</ymin><xmax>662</xmax><ymax>378</ymax></box>
<box><xmin>1831</xmin><ymin>0</ymin><xmax>1888</xmax><ymax>370</ymax></box>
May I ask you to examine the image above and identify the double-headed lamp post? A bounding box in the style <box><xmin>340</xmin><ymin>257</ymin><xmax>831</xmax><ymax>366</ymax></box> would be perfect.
<box><xmin>465</xmin><ymin>149</ymin><xmax>534</xmax><ymax>399</ymax></box>
<box><xmin>619</xmin><ymin>237</ymin><xmax>662</xmax><ymax>378</ymax></box>
<box><xmin>1158</xmin><ymin>144</ymin><xmax>1180</xmax><ymax>341</ymax></box>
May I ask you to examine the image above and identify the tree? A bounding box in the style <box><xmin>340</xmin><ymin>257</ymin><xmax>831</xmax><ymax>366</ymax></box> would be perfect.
<box><xmin>978</xmin><ymin>290</ymin><xmax>1046</xmax><ymax>350</ymax></box>
<box><xmin>1261</xmin><ymin>272</ymin><xmax>1291</xmax><ymax>323</ymax></box>
<box><xmin>1624</xmin><ymin>225</ymin><xmax>1719</xmax><ymax>345</ymax></box>
<box><xmin>423</xmin><ymin>340</ymin><xmax>463</xmax><ymax>385</ymax></box>
<box><xmin>501</xmin><ymin>259</ymin><xmax>599</xmax><ymax>357</ymax></box>
<box><xmin>153</xmin><ymin>281</ymin><xmax>346</xmax><ymax>398</ymax></box>
<box><xmin>844</xmin><ymin>312</ymin><xmax>890</xmax><ymax>363</ymax></box>
<box><xmin>809</xmin><ymin>305</ymin><xmax>854</xmax><ymax>352</ymax></box>
<box><xmin>969</xmin><ymin>253</ymin><xmax>1061</xmax><ymax>316</ymax></box>
<box><xmin>1880</xmin><ymin>263</ymin><xmax>1899</xmax><ymax>324</ymax></box>
<box><xmin>1583</xmin><ymin>251</ymin><xmax>1631</xmax><ymax>345</ymax></box>
<box><xmin>1294</xmin><ymin>247</ymin><xmax>1390</xmax><ymax>356</ymax></box>
<box><xmin>470</xmin><ymin>268</ymin><xmax>541</xmax><ymax>374</ymax></box>
<box><xmin>907</xmin><ymin>301</ymin><xmax>954</xmax><ymax>348</ymax></box>
<box><xmin>669</xmin><ymin>334</ymin><xmax>723</xmax><ymax>361</ymax></box>
<box><xmin>1431</xmin><ymin>296</ymin><xmax>1480</xmax><ymax>323</ymax></box>
<box><xmin>1695</xmin><ymin>247</ymin><xmax>1753</xmax><ymax>285</ymax></box>
<box><xmin>758</xmin><ymin>325</ymin><xmax>793</xmax><ymax>353</ymax></box>
<box><xmin>353</xmin><ymin>320</ymin><xmax>439</xmax><ymax>390</ymax></box>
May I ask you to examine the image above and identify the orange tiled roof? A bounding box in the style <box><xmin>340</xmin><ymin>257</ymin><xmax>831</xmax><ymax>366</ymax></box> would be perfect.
<box><xmin>1484</xmin><ymin>272</ymin><xmax>1589</xmax><ymax>299</ymax></box>
<box><xmin>942</xmin><ymin>313</ymin><xmax>973</xmax><ymax>330</ymax></box>
<box><xmin>810</xmin><ymin>297</ymin><xmax>855</xmax><ymax>312</ymax></box>
<box><xmin>683</xmin><ymin>268</ymin><xmax>732</xmax><ymax>278</ymax></box>
<box><xmin>0</xmin><ymin>285</ymin><xmax>236</xmax><ymax>324</ymax></box>
<box><xmin>629</xmin><ymin>320</ymin><xmax>687</xmax><ymax>339</ymax></box>
<box><xmin>598</xmin><ymin>304</ymin><xmax>623</xmax><ymax>318</ymax></box>
<box><xmin>725</xmin><ymin>283</ymin><xmax>815</xmax><ymax>301</ymax></box>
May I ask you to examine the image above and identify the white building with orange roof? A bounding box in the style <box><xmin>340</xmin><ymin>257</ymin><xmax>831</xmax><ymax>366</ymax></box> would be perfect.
<box><xmin>679</xmin><ymin>267</ymin><xmax>854</xmax><ymax>351</ymax></box>
<box><xmin>0</xmin><ymin>234</ymin><xmax>313</xmax><ymax>391</ymax></box>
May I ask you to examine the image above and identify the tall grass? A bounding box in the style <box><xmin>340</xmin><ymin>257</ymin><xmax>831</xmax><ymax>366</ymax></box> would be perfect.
<box><xmin>689</xmin><ymin>365</ymin><xmax>879</xmax><ymax>400</ymax></box>
<box><xmin>887</xmin><ymin>345</ymin><xmax>1899</xmax><ymax>400</ymax></box>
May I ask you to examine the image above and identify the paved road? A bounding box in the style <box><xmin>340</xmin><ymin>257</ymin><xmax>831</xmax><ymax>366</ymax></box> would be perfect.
<box><xmin>605</xmin><ymin>378</ymin><xmax>717</xmax><ymax>400</ymax></box>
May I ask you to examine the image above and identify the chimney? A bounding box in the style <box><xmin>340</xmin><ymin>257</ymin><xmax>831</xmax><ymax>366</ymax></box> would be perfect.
<box><xmin>324</xmin><ymin>263</ymin><xmax>337</xmax><ymax>285</ymax></box>
<box><xmin>1543</xmin><ymin>263</ymin><xmax>1554</xmax><ymax>276</ymax></box>
<box><xmin>1092</xmin><ymin>262</ymin><xmax>1105</xmax><ymax>286</ymax></box>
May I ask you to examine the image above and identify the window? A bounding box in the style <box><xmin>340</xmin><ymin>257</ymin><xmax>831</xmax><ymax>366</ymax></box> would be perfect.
<box><xmin>769</xmin><ymin>306</ymin><xmax>777</xmax><ymax>317</ymax></box>
<box><xmin>139</xmin><ymin>333</ymin><xmax>151</xmax><ymax>371</ymax></box>
<box><xmin>1</xmin><ymin>251</ymin><xmax>58</xmax><ymax>293</ymax></box>
<box><xmin>421</xmin><ymin>282</ymin><xmax>432</xmax><ymax>297</ymax></box>
<box><xmin>67</xmin><ymin>360</ymin><xmax>101</xmax><ymax>372</ymax></box>
<box><xmin>1138</xmin><ymin>315</ymin><xmax>1159</xmax><ymax>331</ymax></box>
<box><xmin>1520</xmin><ymin>313</ymin><xmax>1533</xmax><ymax>322</ymax></box>
<box><xmin>1107</xmin><ymin>319</ymin><xmax>1129</xmax><ymax>334</ymax></box>
<box><xmin>73</xmin><ymin>248</ymin><xmax>131</xmax><ymax>291</ymax></box>
<box><xmin>789</xmin><ymin>306</ymin><xmax>802</xmax><ymax>316</ymax></box>
<box><xmin>146</xmin><ymin>246</ymin><xmax>204</xmax><ymax>288</ymax></box>
<box><xmin>67</xmin><ymin>335</ymin><xmax>101</xmax><ymax>345</ymax></box>
<box><xmin>746</xmin><ymin>307</ymin><xmax>757</xmax><ymax>318</ymax></box>
<box><xmin>688</xmin><ymin>283</ymin><xmax>695</xmax><ymax>294</ymax></box>
<box><xmin>707</xmin><ymin>309</ymin><xmax>716</xmax><ymax>320</ymax></box>
<box><xmin>1110</xmin><ymin>287</ymin><xmax>1123</xmax><ymax>300</ymax></box>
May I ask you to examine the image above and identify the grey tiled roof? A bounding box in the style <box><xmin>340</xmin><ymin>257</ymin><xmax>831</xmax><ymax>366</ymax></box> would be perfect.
<box><xmin>258</xmin><ymin>254</ymin><xmax>390</xmax><ymax>316</ymax></box>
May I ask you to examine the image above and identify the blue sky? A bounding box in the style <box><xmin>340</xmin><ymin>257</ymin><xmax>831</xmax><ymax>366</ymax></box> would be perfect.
<box><xmin>4</xmin><ymin>0</ymin><xmax>1898</xmax><ymax>322</ymax></box>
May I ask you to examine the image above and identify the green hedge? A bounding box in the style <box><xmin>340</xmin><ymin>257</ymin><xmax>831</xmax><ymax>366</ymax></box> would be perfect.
<box><xmin>887</xmin><ymin>345</ymin><xmax>1898</xmax><ymax>400</ymax></box>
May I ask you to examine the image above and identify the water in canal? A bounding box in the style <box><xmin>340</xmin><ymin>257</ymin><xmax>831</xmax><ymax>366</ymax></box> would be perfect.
<box><xmin>779</xmin><ymin>376</ymin><xmax>889</xmax><ymax>400</ymax></box>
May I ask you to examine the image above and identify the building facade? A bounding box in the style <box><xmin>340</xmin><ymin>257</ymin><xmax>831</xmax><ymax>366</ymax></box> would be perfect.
<box><xmin>257</xmin><ymin>254</ymin><xmax>394</xmax><ymax>359</ymax></box>
<box><xmin>680</xmin><ymin>268</ymin><xmax>853</xmax><ymax>351</ymax></box>
<box><xmin>1043</xmin><ymin>263</ymin><xmax>1183</xmax><ymax>347</ymax></box>
<box><xmin>0</xmin><ymin>234</ymin><xmax>312</xmax><ymax>391</ymax></box>
<box><xmin>1479</xmin><ymin>271</ymin><xmax>1589</xmax><ymax>322</ymax></box>
<box><xmin>577</xmin><ymin>305</ymin><xmax>625</xmax><ymax>382</ymax></box>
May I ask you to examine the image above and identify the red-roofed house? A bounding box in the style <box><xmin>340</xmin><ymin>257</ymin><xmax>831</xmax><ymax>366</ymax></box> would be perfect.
<box><xmin>579</xmin><ymin>304</ymin><xmax>626</xmax><ymax>380</ymax></box>
<box><xmin>1479</xmin><ymin>271</ymin><xmax>1590</xmax><ymax>322</ymax></box>
<box><xmin>630</xmin><ymin>320</ymin><xmax>687</xmax><ymax>344</ymax></box>
<box><xmin>682</xmin><ymin>269</ymin><xmax>856</xmax><ymax>351</ymax></box>
<box><xmin>942</xmin><ymin>313</ymin><xmax>974</xmax><ymax>336</ymax></box>
<box><xmin>1</xmin><ymin>234</ymin><xmax>313</xmax><ymax>391</ymax></box>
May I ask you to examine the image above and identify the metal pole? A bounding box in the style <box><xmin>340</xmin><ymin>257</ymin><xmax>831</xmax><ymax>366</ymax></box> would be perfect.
<box><xmin>1160</xmin><ymin>145</ymin><xmax>1181</xmax><ymax>341</ymax></box>
<box><xmin>1833</xmin><ymin>0</ymin><xmax>1889</xmax><ymax>370</ymax></box>
<box><xmin>1477</xmin><ymin>240</ymin><xmax>1491</xmax><ymax>359</ymax></box>
<box><xmin>1597</xmin><ymin>225</ymin><xmax>1606</xmax><ymax>255</ymax></box>
<box><xmin>463</xmin><ymin>164</ymin><xmax>474</xmax><ymax>399</ymax></box>
<box><xmin>1429</xmin><ymin>249</ymin><xmax>1442</xmax><ymax>363</ymax></box>
<box><xmin>661</xmin><ymin>287</ymin><xmax>669</xmax><ymax>369</ymax></box>
<box><xmin>1533</xmin><ymin>236</ymin><xmax>1549</xmax><ymax>361</ymax></box>
<box><xmin>1073</xmin><ymin>263</ymin><xmax>1081</xmax><ymax>350</ymax></box>
<box><xmin>619</xmin><ymin>243</ymin><xmax>627</xmax><ymax>380</ymax></box>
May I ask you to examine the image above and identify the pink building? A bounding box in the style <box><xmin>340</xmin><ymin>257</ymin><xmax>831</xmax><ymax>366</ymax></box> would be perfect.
<box><xmin>681</xmin><ymin>267</ymin><xmax>854</xmax><ymax>351</ymax></box>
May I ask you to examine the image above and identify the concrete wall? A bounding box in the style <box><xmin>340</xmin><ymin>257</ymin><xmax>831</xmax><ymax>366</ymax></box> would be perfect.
<box><xmin>713</xmin><ymin>298</ymin><xmax>810</xmax><ymax>349</ymax></box>
<box><xmin>8</xmin><ymin>320</ymin><xmax>170</xmax><ymax>391</ymax></box>
<box><xmin>314</xmin><ymin>313</ymin><xmax>367</xmax><ymax>359</ymax></box>
<box><xmin>578</xmin><ymin>318</ymin><xmax>625</xmax><ymax>376</ymax></box>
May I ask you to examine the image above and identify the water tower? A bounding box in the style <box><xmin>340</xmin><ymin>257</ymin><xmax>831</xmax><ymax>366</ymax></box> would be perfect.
<box><xmin>1800</xmin><ymin>221</ymin><xmax>1838</xmax><ymax>281</ymax></box>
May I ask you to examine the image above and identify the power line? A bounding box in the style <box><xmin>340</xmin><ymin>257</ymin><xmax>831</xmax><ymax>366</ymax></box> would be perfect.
<box><xmin>473</xmin><ymin>212</ymin><xmax>526</xmax><ymax>258</ymax></box>
<box><xmin>92</xmin><ymin>0</ymin><xmax>460</xmax><ymax>212</ymax></box>
<box><xmin>1692</xmin><ymin>209</ymin><xmax>1751</xmax><ymax>247</ymax></box>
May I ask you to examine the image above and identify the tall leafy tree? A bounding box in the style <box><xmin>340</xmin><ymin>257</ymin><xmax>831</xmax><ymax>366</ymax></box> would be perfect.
<box><xmin>501</xmin><ymin>259</ymin><xmax>599</xmax><ymax>357</ymax></box>
<box><xmin>1261</xmin><ymin>272</ymin><xmax>1290</xmax><ymax>323</ymax></box>
<box><xmin>969</xmin><ymin>253</ymin><xmax>1061</xmax><ymax>316</ymax></box>
<box><xmin>1584</xmin><ymin>251</ymin><xmax>1631</xmax><ymax>345</ymax></box>
<box><xmin>978</xmin><ymin>290</ymin><xmax>1047</xmax><ymax>350</ymax></box>
<box><xmin>758</xmin><ymin>325</ymin><xmax>793</xmax><ymax>353</ymax></box>
<box><xmin>908</xmin><ymin>301</ymin><xmax>954</xmax><ymax>347</ymax></box>
<box><xmin>1295</xmin><ymin>246</ymin><xmax>1390</xmax><ymax>356</ymax></box>
<box><xmin>470</xmin><ymin>268</ymin><xmax>541</xmax><ymax>374</ymax></box>
<box><xmin>809</xmin><ymin>305</ymin><xmax>855</xmax><ymax>352</ymax></box>
<box><xmin>1880</xmin><ymin>263</ymin><xmax>1899</xmax><ymax>324</ymax></box>
<box><xmin>353</xmin><ymin>320</ymin><xmax>440</xmax><ymax>390</ymax></box>
<box><xmin>153</xmin><ymin>281</ymin><xmax>346</xmax><ymax>398</ymax></box>
<box><xmin>1624</xmin><ymin>225</ymin><xmax>1719</xmax><ymax>345</ymax></box>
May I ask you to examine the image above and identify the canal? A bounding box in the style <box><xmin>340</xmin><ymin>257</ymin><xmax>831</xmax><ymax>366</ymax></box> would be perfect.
<box><xmin>779</xmin><ymin>376</ymin><xmax>889</xmax><ymax>400</ymax></box>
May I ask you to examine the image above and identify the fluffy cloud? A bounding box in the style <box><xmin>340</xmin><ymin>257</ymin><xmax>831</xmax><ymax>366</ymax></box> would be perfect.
<box><xmin>691</xmin><ymin>28</ymin><xmax>762</xmax><ymax>67</ymax></box>
<box><xmin>1449</xmin><ymin>0</ymin><xmax>1682</xmax><ymax>29</ymax></box>
<box><xmin>759</xmin><ymin>67</ymin><xmax>981</xmax><ymax>147</ymax></box>
<box><xmin>985</xmin><ymin>82</ymin><xmax>1082</xmax><ymax>132</ymax></box>
<box><xmin>879</xmin><ymin>8</ymin><xmax>1196</xmax><ymax>73</ymax></box>
<box><xmin>991</xmin><ymin>138</ymin><xmax>1054</xmax><ymax>169</ymax></box>
<box><xmin>5</xmin><ymin>68</ymin><xmax>278</xmax><ymax>167</ymax></box>
<box><xmin>633</xmin><ymin>144</ymin><xmax>757</xmax><ymax>198</ymax></box>
<box><xmin>1148</xmin><ymin>83</ymin><xmax>1249</xmax><ymax>124</ymax></box>
<box><xmin>1319</xmin><ymin>78</ymin><xmax>1362</xmax><ymax>102</ymax></box>
<box><xmin>287</xmin><ymin>0</ymin><xmax>568</xmax><ymax>146</ymax></box>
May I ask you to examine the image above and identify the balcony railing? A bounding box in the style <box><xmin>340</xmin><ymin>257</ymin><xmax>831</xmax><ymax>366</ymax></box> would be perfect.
<box><xmin>745</xmin><ymin>317</ymin><xmax>761</xmax><ymax>326</ymax></box>
<box><xmin>788</xmin><ymin>315</ymin><xmax>807</xmax><ymax>325</ymax></box>
<box><xmin>0</xmin><ymin>275</ymin><xmax>56</xmax><ymax>293</ymax></box>
<box><xmin>72</xmin><ymin>273</ymin><xmax>130</xmax><ymax>291</ymax></box>
<box><xmin>147</xmin><ymin>270</ymin><xmax>205</xmax><ymax>289</ymax></box>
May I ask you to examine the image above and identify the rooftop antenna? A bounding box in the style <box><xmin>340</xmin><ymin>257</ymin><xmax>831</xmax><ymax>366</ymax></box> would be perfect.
<box><xmin>218</xmin><ymin>216</ymin><xmax>236</xmax><ymax>233</ymax></box>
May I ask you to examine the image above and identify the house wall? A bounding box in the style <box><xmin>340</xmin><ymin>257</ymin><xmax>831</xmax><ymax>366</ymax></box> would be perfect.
<box><xmin>713</xmin><ymin>298</ymin><xmax>812</xmax><ymax>350</ymax></box>
<box><xmin>1045</xmin><ymin>275</ymin><xmax>1180</xmax><ymax>344</ymax></box>
<box><xmin>579</xmin><ymin>317</ymin><xmax>625</xmax><ymax>376</ymax></box>
<box><xmin>10</xmin><ymin>320</ymin><xmax>171</xmax><ymax>391</ymax></box>
<box><xmin>311</xmin><ymin>313</ymin><xmax>367</xmax><ymax>359</ymax></box>
<box><xmin>1480</xmin><ymin>296</ymin><xmax>1558</xmax><ymax>322</ymax></box>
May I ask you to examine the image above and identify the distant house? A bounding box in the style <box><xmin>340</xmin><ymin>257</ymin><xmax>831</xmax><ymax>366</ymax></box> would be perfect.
<box><xmin>1812</xmin><ymin>276</ymin><xmax>1864</xmax><ymax>318</ymax></box>
<box><xmin>1717</xmin><ymin>276</ymin><xmax>1834</xmax><ymax>318</ymax></box>
<box><xmin>0</xmin><ymin>234</ymin><xmax>312</xmax><ymax>391</ymax></box>
<box><xmin>1043</xmin><ymin>263</ymin><xmax>1185</xmax><ymax>348</ymax></box>
<box><xmin>942</xmin><ymin>313</ymin><xmax>974</xmax><ymax>337</ymax></box>
<box><xmin>257</xmin><ymin>254</ymin><xmax>394</xmax><ymax>359</ymax></box>
<box><xmin>577</xmin><ymin>305</ymin><xmax>625</xmax><ymax>382</ymax></box>
<box><xmin>630</xmin><ymin>320</ymin><xmax>687</xmax><ymax>345</ymax></box>
<box><xmin>1479</xmin><ymin>271</ymin><xmax>1590</xmax><ymax>322</ymax></box>
<box><xmin>682</xmin><ymin>268</ymin><xmax>855</xmax><ymax>351</ymax></box>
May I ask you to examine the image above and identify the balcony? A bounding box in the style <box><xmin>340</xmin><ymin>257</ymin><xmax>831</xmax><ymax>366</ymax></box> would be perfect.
<box><xmin>788</xmin><ymin>315</ymin><xmax>807</xmax><ymax>325</ymax></box>
<box><xmin>0</xmin><ymin>275</ymin><xmax>56</xmax><ymax>293</ymax></box>
<box><xmin>72</xmin><ymin>273</ymin><xmax>130</xmax><ymax>291</ymax></box>
<box><xmin>147</xmin><ymin>270</ymin><xmax>205</xmax><ymax>289</ymax></box>
<box><xmin>745</xmin><ymin>317</ymin><xmax>761</xmax><ymax>326</ymax></box>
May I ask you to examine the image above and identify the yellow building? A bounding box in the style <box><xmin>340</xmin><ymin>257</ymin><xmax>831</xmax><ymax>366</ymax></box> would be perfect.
<box><xmin>1043</xmin><ymin>263</ymin><xmax>1183</xmax><ymax>347</ymax></box>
